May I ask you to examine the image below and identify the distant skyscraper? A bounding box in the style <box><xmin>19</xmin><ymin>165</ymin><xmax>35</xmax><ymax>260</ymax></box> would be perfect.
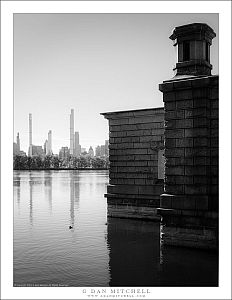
<box><xmin>13</xmin><ymin>143</ymin><xmax>19</xmax><ymax>156</ymax></box>
<box><xmin>59</xmin><ymin>146</ymin><xmax>70</xmax><ymax>160</ymax></box>
<box><xmin>100</xmin><ymin>145</ymin><xmax>105</xmax><ymax>157</ymax></box>
<box><xmin>75</xmin><ymin>131</ymin><xmax>79</xmax><ymax>144</ymax></box>
<box><xmin>13</xmin><ymin>133</ymin><xmax>20</xmax><ymax>155</ymax></box>
<box><xmin>28</xmin><ymin>113</ymin><xmax>32</xmax><ymax>156</ymax></box>
<box><xmin>105</xmin><ymin>140</ymin><xmax>109</xmax><ymax>156</ymax></box>
<box><xmin>48</xmin><ymin>130</ymin><xmax>52</xmax><ymax>155</ymax></box>
<box><xmin>13</xmin><ymin>142</ymin><xmax>26</xmax><ymax>156</ymax></box>
<box><xmin>95</xmin><ymin>145</ymin><xmax>101</xmax><ymax>157</ymax></box>
<box><xmin>32</xmin><ymin>145</ymin><xmax>44</xmax><ymax>157</ymax></box>
<box><xmin>44</xmin><ymin>139</ymin><xmax>48</xmax><ymax>155</ymax></box>
<box><xmin>70</xmin><ymin>109</ymin><xmax>74</xmax><ymax>155</ymax></box>
<box><xmin>74</xmin><ymin>131</ymin><xmax>81</xmax><ymax>157</ymax></box>
<box><xmin>13</xmin><ymin>133</ymin><xmax>25</xmax><ymax>156</ymax></box>
<box><xmin>88</xmin><ymin>146</ymin><xmax>94</xmax><ymax>157</ymax></box>
<box><xmin>16</xmin><ymin>133</ymin><xmax>20</xmax><ymax>152</ymax></box>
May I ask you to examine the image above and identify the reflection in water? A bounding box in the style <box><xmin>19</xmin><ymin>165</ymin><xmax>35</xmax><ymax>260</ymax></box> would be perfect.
<box><xmin>70</xmin><ymin>175</ymin><xmax>75</xmax><ymax>227</ymax></box>
<box><xmin>74</xmin><ymin>180</ymin><xmax>80</xmax><ymax>205</ymax></box>
<box><xmin>107</xmin><ymin>218</ymin><xmax>160</xmax><ymax>287</ymax></box>
<box><xmin>14</xmin><ymin>170</ymin><xmax>218</xmax><ymax>287</ymax></box>
<box><xmin>17</xmin><ymin>183</ymin><xmax>21</xmax><ymax>207</ymax></box>
<box><xmin>14</xmin><ymin>171</ymin><xmax>21</xmax><ymax>207</ymax></box>
<box><xmin>14</xmin><ymin>170</ymin><xmax>109</xmax><ymax>287</ymax></box>
<box><xmin>69</xmin><ymin>171</ymin><xmax>80</xmax><ymax>227</ymax></box>
<box><xmin>157</xmin><ymin>245</ymin><xmax>218</xmax><ymax>287</ymax></box>
<box><xmin>44</xmin><ymin>171</ymin><xmax>52</xmax><ymax>213</ymax></box>
<box><xmin>107</xmin><ymin>218</ymin><xmax>218</xmax><ymax>287</ymax></box>
<box><xmin>29</xmin><ymin>172</ymin><xmax>33</xmax><ymax>226</ymax></box>
<box><xmin>159</xmin><ymin>224</ymin><xmax>164</xmax><ymax>266</ymax></box>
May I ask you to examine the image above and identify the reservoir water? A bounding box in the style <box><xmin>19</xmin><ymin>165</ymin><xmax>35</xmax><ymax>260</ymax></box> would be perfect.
<box><xmin>14</xmin><ymin>170</ymin><xmax>218</xmax><ymax>287</ymax></box>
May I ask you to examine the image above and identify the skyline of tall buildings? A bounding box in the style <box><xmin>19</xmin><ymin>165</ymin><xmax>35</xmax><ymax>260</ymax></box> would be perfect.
<box><xmin>95</xmin><ymin>140</ymin><xmax>109</xmax><ymax>158</ymax></box>
<box><xmin>27</xmin><ymin>113</ymin><xmax>53</xmax><ymax>157</ymax></box>
<box><xmin>13</xmin><ymin>109</ymin><xmax>108</xmax><ymax>158</ymax></box>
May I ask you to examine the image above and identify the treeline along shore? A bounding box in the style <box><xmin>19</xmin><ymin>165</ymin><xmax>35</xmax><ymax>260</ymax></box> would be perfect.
<box><xmin>13</xmin><ymin>155</ymin><xmax>109</xmax><ymax>170</ymax></box>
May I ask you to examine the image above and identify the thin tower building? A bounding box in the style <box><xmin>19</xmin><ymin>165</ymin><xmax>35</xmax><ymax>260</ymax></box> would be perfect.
<box><xmin>70</xmin><ymin>109</ymin><xmax>74</xmax><ymax>155</ymax></box>
<box><xmin>74</xmin><ymin>131</ymin><xmax>81</xmax><ymax>157</ymax></box>
<box><xmin>16</xmin><ymin>132</ymin><xmax>20</xmax><ymax>152</ymax></box>
<box><xmin>28</xmin><ymin>113</ymin><xmax>32</xmax><ymax>156</ymax></box>
<box><xmin>44</xmin><ymin>139</ymin><xmax>48</xmax><ymax>155</ymax></box>
<box><xmin>48</xmin><ymin>130</ymin><xmax>52</xmax><ymax>155</ymax></box>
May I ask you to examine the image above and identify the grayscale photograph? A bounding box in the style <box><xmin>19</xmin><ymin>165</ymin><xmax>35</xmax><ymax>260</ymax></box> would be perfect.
<box><xmin>13</xmin><ymin>13</ymin><xmax>219</xmax><ymax>288</ymax></box>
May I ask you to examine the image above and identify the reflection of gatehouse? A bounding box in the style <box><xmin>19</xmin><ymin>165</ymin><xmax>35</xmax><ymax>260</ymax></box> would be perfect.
<box><xmin>101</xmin><ymin>23</ymin><xmax>218</xmax><ymax>250</ymax></box>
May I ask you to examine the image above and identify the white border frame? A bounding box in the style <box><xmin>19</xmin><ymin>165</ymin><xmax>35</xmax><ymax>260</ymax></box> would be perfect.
<box><xmin>1</xmin><ymin>1</ymin><xmax>231</xmax><ymax>299</ymax></box>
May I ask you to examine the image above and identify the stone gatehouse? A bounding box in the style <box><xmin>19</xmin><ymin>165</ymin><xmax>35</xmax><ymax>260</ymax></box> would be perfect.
<box><xmin>101</xmin><ymin>23</ymin><xmax>218</xmax><ymax>250</ymax></box>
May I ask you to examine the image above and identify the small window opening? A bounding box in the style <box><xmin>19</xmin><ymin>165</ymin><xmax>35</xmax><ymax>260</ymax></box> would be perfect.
<box><xmin>183</xmin><ymin>42</ymin><xmax>190</xmax><ymax>61</ymax></box>
<box><xmin>205</xmin><ymin>42</ymin><xmax>210</xmax><ymax>63</ymax></box>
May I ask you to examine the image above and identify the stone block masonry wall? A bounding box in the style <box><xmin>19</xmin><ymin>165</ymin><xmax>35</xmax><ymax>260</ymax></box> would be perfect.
<box><xmin>101</xmin><ymin>108</ymin><xmax>164</xmax><ymax>220</ymax></box>
<box><xmin>158</xmin><ymin>75</ymin><xmax>219</xmax><ymax>249</ymax></box>
<box><xmin>209</xmin><ymin>81</ymin><xmax>219</xmax><ymax>211</ymax></box>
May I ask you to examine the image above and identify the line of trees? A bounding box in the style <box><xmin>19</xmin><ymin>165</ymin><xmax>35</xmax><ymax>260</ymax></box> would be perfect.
<box><xmin>13</xmin><ymin>155</ymin><xmax>109</xmax><ymax>170</ymax></box>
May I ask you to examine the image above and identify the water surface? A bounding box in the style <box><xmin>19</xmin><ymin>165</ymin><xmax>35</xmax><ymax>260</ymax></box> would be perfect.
<box><xmin>14</xmin><ymin>170</ymin><xmax>218</xmax><ymax>287</ymax></box>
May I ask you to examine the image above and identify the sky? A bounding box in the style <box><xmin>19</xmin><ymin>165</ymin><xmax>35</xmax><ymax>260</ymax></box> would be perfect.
<box><xmin>14</xmin><ymin>13</ymin><xmax>218</xmax><ymax>154</ymax></box>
